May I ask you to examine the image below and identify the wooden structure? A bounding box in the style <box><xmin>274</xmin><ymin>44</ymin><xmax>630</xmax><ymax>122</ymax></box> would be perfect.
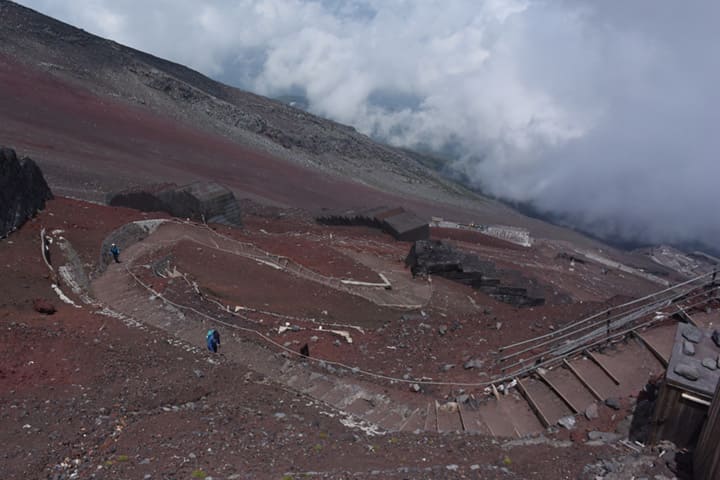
<box><xmin>316</xmin><ymin>206</ymin><xmax>429</xmax><ymax>242</ymax></box>
<box><xmin>650</xmin><ymin>323</ymin><xmax>720</xmax><ymax>449</ymax></box>
<box><xmin>383</xmin><ymin>211</ymin><xmax>430</xmax><ymax>242</ymax></box>
<box><xmin>695</xmin><ymin>378</ymin><xmax>720</xmax><ymax>480</ymax></box>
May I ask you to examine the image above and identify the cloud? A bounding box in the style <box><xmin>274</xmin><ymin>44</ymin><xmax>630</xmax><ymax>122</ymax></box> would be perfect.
<box><xmin>17</xmin><ymin>0</ymin><xmax>720</xmax><ymax>250</ymax></box>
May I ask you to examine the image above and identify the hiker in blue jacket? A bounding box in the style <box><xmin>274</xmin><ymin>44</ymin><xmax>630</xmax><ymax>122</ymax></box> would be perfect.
<box><xmin>206</xmin><ymin>329</ymin><xmax>220</xmax><ymax>353</ymax></box>
<box><xmin>110</xmin><ymin>243</ymin><xmax>120</xmax><ymax>263</ymax></box>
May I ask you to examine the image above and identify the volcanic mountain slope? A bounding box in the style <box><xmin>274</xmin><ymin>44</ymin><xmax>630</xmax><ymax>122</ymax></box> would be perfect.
<box><xmin>0</xmin><ymin>0</ymin><xmax>470</xmax><ymax>205</ymax></box>
<box><xmin>0</xmin><ymin>0</ymin><xmax>629</xmax><ymax>249</ymax></box>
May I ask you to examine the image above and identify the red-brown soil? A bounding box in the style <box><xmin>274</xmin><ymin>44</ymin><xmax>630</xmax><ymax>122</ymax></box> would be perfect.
<box><xmin>0</xmin><ymin>198</ymin><xmax>683</xmax><ymax>479</ymax></box>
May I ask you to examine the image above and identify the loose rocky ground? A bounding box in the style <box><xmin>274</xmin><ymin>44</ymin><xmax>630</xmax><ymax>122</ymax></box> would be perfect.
<box><xmin>0</xmin><ymin>197</ymin><xmax>685</xmax><ymax>479</ymax></box>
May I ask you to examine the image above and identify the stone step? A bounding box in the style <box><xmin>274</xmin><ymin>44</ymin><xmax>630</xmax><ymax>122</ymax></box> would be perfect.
<box><xmin>302</xmin><ymin>375</ymin><xmax>337</xmax><ymax>398</ymax></box>
<box><xmin>344</xmin><ymin>395</ymin><xmax>377</xmax><ymax>417</ymax></box>
<box><xmin>399</xmin><ymin>407</ymin><xmax>427</xmax><ymax>433</ymax></box>
<box><xmin>376</xmin><ymin>408</ymin><xmax>409</xmax><ymax>431</ymax></box>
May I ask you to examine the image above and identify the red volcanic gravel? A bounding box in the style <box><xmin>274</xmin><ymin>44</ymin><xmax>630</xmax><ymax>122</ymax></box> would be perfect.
<box><xmin>0</xmin><ymin>196</ymin><xmax>681</xmax><ymax>479</ymax></box>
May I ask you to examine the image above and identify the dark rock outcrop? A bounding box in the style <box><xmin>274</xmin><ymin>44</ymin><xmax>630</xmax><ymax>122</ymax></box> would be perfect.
<box><xmin>107</xmin><ymin>181</ymin><xmax>242</xmax><ymax>227</ymax></box>
<box><xmin>405</xmin><ymin>240</ymin><xmax>545</xmax><ymax>307</ymax></box>
<box><xmin>0</xmin><ymin>147</ymin><xmax>53</xmax><ymax>237</ymax></box>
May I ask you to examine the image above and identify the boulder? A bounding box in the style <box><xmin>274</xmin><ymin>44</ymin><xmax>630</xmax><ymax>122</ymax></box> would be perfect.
<box><xmin>0</xmin><ymin>147</ymin><xmax>53</xmax><ymax>237</ymax></box>
<box><xmin>32</xmin><ymin>298</ymin><xmax>56</xmax><ymax>315</ymax></box>
<box><xmin>557</xmin><ymin>416</ymin><xmax>576</xmax><ymax>429</ymax></box>
<box><xmin>682</xmin><ymin>327</ymin><xmax>702</xmax><ymax>344</ymax></box>
<box><xmin>702</xmin><ymin>358</ymin><xmax>717</xmax><ymax>370</ymax></box>
<box><xmin>585</xmin><ymin>403</ymin><xmax>599</xmax><ymax>420</ymax></box>
<box><xmin>604</xmin><ymin>397</ymin><xmax>621</xmax><ymax>410</ymax></box>
<box><xmin>674</xmin><ymin>363</ymin><xmax>700</xmax><ymax>381</ymax></box>
<box><xmin>463</xmin><ymin>358</ymin><xmax>484</xmax><ymax>370</ymax></box>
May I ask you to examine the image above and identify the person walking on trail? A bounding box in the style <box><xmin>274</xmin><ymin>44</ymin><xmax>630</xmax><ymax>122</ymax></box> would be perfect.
<box><xmin>206</xmin><ymin>329</ymin><xmax>221</xmax><ymax>353</ymax></box>
<box><xmin>110</xmin><ymin>243</ymin><xmax>120</xmax><ymax>263</ymax></box>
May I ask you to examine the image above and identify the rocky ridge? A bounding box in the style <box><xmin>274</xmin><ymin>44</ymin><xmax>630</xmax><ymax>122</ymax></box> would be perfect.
<box><xmin>0</xmin><ymin>146</ymin><xmax>53</xmax><ymax>237</ymax></box>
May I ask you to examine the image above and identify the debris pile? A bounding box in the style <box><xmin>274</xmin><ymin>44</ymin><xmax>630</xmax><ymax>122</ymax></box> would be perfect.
<box><xmin>405</xmin><ymin>240</ymin><xmax>544</xmax><ymax>307</ymax></box>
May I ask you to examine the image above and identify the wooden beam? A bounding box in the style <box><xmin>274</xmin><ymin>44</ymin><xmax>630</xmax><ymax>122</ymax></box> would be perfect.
<box><xmin>633</xmin><ymin>331</ymin><xmax>669</xmax><ymax>368</ymax></box>
<box><xmin>537</xmin><ymin>370</ymin><xmax>580</xmax><ymax>414</ymax></box>
<box><xmin>681</xmin><ymin>392</ymin><xmax>711</xmax><ymax>407</ymax></box>
<box><xmin>563</xmin><ymin>359</ymin><xmax>604</xmax><ymax>402</ymax></box>
<box><xmin>675</xmin><ymin>304</ymin><xmax>698</xmax><ymax>327</ymax></box>
<box><xmin>585</xmin><ymin>350</ymin><xmax>621</xmax><ymax>385</ymax></box>
<box><xmin>515</xmin><ymin>377</ymin><xmax>550</xmax><ymax>428</ymax></box>
<box><xmin>457</xmin><ymin>403</ymin><xmax>467</xmax><ymax>432</ymax></box>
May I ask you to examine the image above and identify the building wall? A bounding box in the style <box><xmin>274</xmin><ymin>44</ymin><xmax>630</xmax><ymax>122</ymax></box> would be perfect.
<box><xmin>695</xmin><ymin>379</ymin><xmax>720</xmax><ymax>480</ymax></box>
<box><xmin>650</xmin><ymin>382</ymin><xmax>708</xmax><ymax>449</ymax></box>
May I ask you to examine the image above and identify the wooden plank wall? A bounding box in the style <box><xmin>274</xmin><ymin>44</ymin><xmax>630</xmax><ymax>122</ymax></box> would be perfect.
<box><xmin>650</xmin><ymin>383</ymin><xmax>708</xmax><ymax>449</ymax></box>
<box><xmin>695</xmin><ymin>379</ymin><xmax>720</xmax><ymax>480</ymax></box>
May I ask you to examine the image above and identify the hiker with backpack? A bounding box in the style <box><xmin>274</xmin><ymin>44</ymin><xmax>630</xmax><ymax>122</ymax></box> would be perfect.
<box><xmin>206</xmin><ymin>329</ymin><xmax>221</xmax><ymax>353</ymax></box>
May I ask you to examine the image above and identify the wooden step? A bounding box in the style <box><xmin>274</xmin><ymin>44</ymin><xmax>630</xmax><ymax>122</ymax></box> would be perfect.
<box><xmin>522</xmin><ymin>376</ymin><xmax>572</xmax><ymax>426</ymax></box>
<box><xmin>436</xmin><ymin>402</ymin><xmax>463</xmax><ymax>433</ymax></box>
<box><xmin>542</xmin><ymin>366</ymin><xmax>596</xmax><ymax>414</ymax></box>
<box><xmin>477</xmin><ymin>397</ymin><xmax>521</xmax><ymax>438</ymax></box>
<box><xmin>568</xmin><ymin>356</ymin><xmax>620</xmax><ymax>400</ymax></box>
<box><xmin>423</xmin><ymin>402</ymin><xmax>438</xmax><ymax>432</ymax></box>
<box><xmin>593</xmin><ymin>338</ymin><xmax>665</xmax><ymax>387</ymax></box>
<box><xmin>635</xmin><ymin>323</ymin><xmax>676</xmax><ymax>366</ymax></box>
<box><xmin>499</xmin><ymin>393</ymin><xmax>546</xmax><ymax>436</ymax></box>
<box><xmin>458</xmin><ymin>402</ymin><xmax>492</xmax><ymax>435</ymax></box>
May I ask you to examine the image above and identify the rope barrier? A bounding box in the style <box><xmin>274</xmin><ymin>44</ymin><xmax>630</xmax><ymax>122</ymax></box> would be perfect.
<box><xmin>498</xmin><ymin>271</ymin><xmax>714</xmax><ymax>353</ymax></box>
<box><xmin>101</xmin><ymin>217</ymin><xmax>718</xmax><ymax>393</ymax></box>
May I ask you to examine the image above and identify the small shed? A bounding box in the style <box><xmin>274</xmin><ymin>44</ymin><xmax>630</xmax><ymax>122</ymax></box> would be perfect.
<box><xmin>649</xmin><ymin>323</ymin><xmax>720</xmax><ymax>448</ymax></box>
<box><xmin>695</xmin><ymin>377</ymin><xmax>720</xmax><ymax>480</ymax></box>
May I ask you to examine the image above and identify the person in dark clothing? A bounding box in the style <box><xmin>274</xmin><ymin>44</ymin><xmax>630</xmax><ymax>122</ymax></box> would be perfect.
<box><xmin>206</xmin><ymin>329</ymin><xmax>220</xmax><ymax>353</ymax></box>
<box><xmin>299</xmin><ymin>343</ymin><xmax>310</xmax><ymax>357</ymax></box>
<box><xmin>110</xmin><ymin>243</ymin><xmax>120</xmax><ymax>263</ymax></box>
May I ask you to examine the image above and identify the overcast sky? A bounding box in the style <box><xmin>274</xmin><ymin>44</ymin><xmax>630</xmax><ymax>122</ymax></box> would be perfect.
<box><xmin>18</xmin><ymin>0</ymin><xmax>720</xmax><ymax>250</ymax></box>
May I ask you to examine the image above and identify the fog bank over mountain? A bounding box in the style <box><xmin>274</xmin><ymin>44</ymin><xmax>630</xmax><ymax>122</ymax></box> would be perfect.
<box><xmin>19</xmin><ymin>0</ymin><xmax>720</xmax><ymax>250</ymax></box>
